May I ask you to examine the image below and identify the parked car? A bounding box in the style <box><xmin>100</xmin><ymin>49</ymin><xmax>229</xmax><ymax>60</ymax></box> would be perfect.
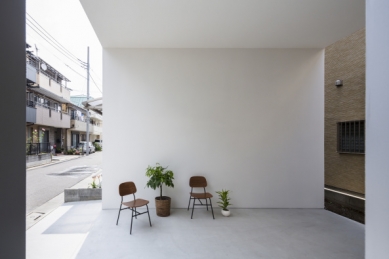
<box><xmin>94</xmin><ymin>139</ymin><xmax>103</xmax><ymax>148</ymax></box>
<box><xmin>79</xmin><ymin>141</ymin><xmax>95</xmax><ymax>154</ymax></box>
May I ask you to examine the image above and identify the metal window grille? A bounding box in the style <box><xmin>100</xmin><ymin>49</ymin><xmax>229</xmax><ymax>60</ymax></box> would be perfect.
<box><xmin>337</xmin><ymin>120</ymin><xmax>365</xmax><ymax>154</ymax></box>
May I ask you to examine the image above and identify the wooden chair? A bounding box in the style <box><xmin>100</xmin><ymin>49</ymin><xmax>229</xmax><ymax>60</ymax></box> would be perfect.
<box><xmin>187</xmin><ymin>176</ymin><xmax>215</xmax><ymax>219</ymax></box>
<box><xmin>116</xmin><ymin>181</ymin><xmax>152</xmax><ymax>234</ymax></box>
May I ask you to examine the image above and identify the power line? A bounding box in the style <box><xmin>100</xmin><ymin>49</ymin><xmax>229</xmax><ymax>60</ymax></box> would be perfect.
<box><xmin>90</xmin><ymin>74</ymin><xmax>103</xmax><ymax>94</ymax></box>
<box><xmin>26</xmin><ymin>13</ymin><xmax>86</xmax><ymax>65</ymax></box>
<box><xmin>90</xmin><ymin>68</ymin><xmax>102</xmax><ymax>83</ymax></box>
<box><xmin>66</xmin><ymin>64</ymin><xmax>87</xmax><ymax>79</ymax></box>
<box><xmin>26</xmin><ymin>22</ymin><xmax>84</xmax><ymax>68</ymax></box>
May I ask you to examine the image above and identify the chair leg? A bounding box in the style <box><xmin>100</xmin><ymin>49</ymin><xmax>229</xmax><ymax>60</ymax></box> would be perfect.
<box><xmin>135</xmin><ymin>207</ymin><xmax>137</xmax><ymax>219</ymax></box>
<box><xmin>116</xmin><ymin>203</ymin><xmax>122</xmax><ymax>225</ymax></box>
<box><xmin>209</xmin><ymin>198</ymin><xmax>215</xmax><ymax>219</ymax></box>
<box><xmin>206</xmin><ymin>198</ymin><xmax>209</xmax><ymax>211</ymax></box>
<box><xmin>191</xmin><ymin>197</ymin><xmax>196</xmax><ymax>219</ymax></box>
<box><xmin>130</xmin><ymin>207</ymin><xmax>134</xmax><ymax>235</ymax></box>
<box><xmin>187</xmin><ymin>196</ymin><xmax>192</xmax><ymax>211</ymax></box>
<box><xmin>146</xmin><ymin>204</ymin><xmax>152</xmax><ymax>227</ymax></box>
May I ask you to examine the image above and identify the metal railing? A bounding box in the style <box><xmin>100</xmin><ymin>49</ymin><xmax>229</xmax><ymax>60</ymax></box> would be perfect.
<box><xmin>26</xmin><ymin>142</ymin><xmax>51</xmax><ymax>155</ymax></box>
<box><xmin>70</xmin><ymin>114</ymin><xmax>101</xmax><ymax>127</ymax></box>
<box><xmin>26</xmin><ymin>98</ymin><xmax>67</xmax><ymax>114</ymax></box>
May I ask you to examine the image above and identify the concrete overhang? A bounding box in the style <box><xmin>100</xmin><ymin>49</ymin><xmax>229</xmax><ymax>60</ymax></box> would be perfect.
<box><xmin>29</xmin><ymin>87</ymin><xmax>71</xmax><ymax>104</ymax></box>
<box><xmin>80</xmin><ymin>0</ymin><xmax>365</xmax><ymax>48</ymax></box>
<box><xmin>82</xmin><ymin>97</ymin><xmax>103</xmax><ymax>115</ymax></box>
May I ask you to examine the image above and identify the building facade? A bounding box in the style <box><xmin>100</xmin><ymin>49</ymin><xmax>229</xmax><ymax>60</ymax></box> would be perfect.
<box><xmin>26</xmin><ymin>46</ymin><xmax>103</xmax><ymax>161</ymax></box>
<box><xmin>26</xmin><ymin>45</ymin><xmax>72</xmax><ymax>159</ymax></box>
<box><xmin>325</xmin><ymin>28</ymin><xmax>365</xmax><ymax>221</ymax></box>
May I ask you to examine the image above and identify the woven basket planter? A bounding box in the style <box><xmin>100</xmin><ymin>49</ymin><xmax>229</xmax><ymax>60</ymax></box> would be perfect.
<box><xmin>155</xmin><ymin>196</ymin><xmax>171</xmax><ymax>217</ymax></box>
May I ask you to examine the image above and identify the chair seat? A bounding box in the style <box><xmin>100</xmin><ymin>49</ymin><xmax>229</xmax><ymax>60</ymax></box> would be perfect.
<box><xmin>190</xmin><ymin>192</ymin><xmax>213</xmax><ymax>199</ymax></box>
<box><xmin>122</xmin><ymin>199</ymin><xmax>149</xmax><ymax>208</ymax></box>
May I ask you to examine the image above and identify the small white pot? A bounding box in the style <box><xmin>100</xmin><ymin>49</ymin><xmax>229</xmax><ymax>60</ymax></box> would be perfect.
<box><xmin>221</xmin><ymin>209</ymin><xmax>230</xmax><ymax>217</ymax></box>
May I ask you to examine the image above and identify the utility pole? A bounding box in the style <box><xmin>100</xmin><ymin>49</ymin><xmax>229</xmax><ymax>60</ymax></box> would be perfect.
<box><xmin>86</xmin><ymin>46</ymin><xmax>90</xmax><ymax>156</ymax></box>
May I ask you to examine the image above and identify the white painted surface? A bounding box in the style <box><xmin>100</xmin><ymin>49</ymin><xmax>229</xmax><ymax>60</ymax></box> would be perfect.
<box><xmin>80</xmin><ymin>0</ymin><xmax>364</xmax><ymax>48</ymax></box>
<box><xmin>27</xmin><ymin>201</ymin><xmax>365</xmax><ymax>259</ymax></box>
<box><xmin>103</xmin><ymin>49</ymin><xmax>324</xmax><ymax>209</ymax></box>
<box><xmin>365</xmin><ymin>1</ymin><xmax>389</xmax><ymax>258</ymax></box>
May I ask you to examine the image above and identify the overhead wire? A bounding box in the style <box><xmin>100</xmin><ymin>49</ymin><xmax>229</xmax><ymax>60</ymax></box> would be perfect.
<box><xmin>26</xmin><ymin>13</ymin><xmax>103</xmax><ymax>96</ymax></box>
<box><xmin>26</xmin><ymin>12</ymin><xmax>87</xmax><ymax>66</ymax></box>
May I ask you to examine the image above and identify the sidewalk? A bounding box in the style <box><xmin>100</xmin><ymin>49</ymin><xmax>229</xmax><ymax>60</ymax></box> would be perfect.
<box><xmin>27</xmin><ymin>154</ymin><xmax>81</xmax><ymax>170</ymax></box>
<box><xmin>26</xmin><ymin>169</ymin><xmax>102</xmax><ymax>230</ymax></box>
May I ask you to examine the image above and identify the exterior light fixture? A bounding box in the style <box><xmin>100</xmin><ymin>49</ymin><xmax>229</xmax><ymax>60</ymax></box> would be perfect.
<box><xmin>335</xmin><ymin>79</ymin><xmax>343</xmax><ymax>87</ymax></box>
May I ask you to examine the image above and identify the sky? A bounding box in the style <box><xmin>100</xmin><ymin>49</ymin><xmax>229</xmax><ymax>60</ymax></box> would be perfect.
<box><xmin>26</xmin><ymin>0</ymin><xmax>103</xmax><ymax>98</ymax></box>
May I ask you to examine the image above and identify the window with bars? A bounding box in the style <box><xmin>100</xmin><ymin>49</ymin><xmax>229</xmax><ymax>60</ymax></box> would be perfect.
<box><xmin>337</xmin><ymin>120</ymin><xmax>365</xmax><ymax>154</ymax></box>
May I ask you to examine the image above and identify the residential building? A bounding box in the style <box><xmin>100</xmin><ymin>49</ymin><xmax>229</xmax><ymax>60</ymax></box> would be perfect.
<box><xmin>67</xmin><ymin>95</ymin><xmax>103</xmax><ymax>149</ymax></box>
<box><xmin>325</xmin><ymin>28</ymin><xmax>365</xmax><ymax>222</ymax></box>
<box><xmin>25</xmin><ymin>44</ymin><xmax>72</xmax><ymax>160</ymax></box>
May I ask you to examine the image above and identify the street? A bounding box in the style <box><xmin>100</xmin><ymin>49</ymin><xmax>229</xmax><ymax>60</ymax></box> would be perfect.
<box><xmin>26</xmin><ymin>152</ymin><xmax>102</xmax><ymax>214</ymax></box>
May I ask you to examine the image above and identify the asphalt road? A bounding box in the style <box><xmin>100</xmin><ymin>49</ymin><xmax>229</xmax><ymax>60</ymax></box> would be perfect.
<box><xmin>26</xmin><ymin>152</ymin><xmax>102</xmax><ymax>214</ymax></box>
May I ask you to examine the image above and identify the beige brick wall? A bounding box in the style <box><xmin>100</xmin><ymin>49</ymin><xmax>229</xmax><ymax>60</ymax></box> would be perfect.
<box><xmin>325</xmin><ymin>28</ymin><xmax>365</xmax><ymax>194</ymax></box>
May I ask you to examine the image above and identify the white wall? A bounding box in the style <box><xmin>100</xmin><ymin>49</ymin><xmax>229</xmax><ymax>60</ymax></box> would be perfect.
<box><xmin>366</xmin><ymin>1</ymin><xmax>389</xmax><ymax>258</ymax></box>
<box><xmin>103</xmin><ymin>49</ymin><xmax>324</xmax><ymax>209</ymax></box>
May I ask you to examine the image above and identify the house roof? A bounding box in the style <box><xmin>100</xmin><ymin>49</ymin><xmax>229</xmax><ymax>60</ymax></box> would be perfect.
<box><xmin>80</xmin><ymin>0</ymin><xmax>365</xmax><ymax>48</ymax></box>
<box><xmin>70</xmin><ymin>95</ymin><xmax>94</xmax><ymax>108</ymax></box>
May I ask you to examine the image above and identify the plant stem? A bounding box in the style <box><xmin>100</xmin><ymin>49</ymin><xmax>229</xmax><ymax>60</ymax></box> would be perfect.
<box><xmin>160</xmin><ymin>184</ymin><xmax>162</xmax><ymax>200</ymax></box>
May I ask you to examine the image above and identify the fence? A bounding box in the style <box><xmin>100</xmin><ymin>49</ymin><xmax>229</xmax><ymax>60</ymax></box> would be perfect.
<box><xmin>26</xmin><ymin>142</ymin><xmax>51</xmax><ymax>155</ymax></box>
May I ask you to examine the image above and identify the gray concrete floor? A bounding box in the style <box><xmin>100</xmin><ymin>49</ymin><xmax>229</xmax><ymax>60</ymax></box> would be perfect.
<box><xmin>27</xmin><ymin>201</ymin><xmax>364</xmax><ymax>259</ymax></box>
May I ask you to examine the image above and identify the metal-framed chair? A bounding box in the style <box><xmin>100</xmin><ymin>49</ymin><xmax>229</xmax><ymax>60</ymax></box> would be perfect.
<box><xmin>116</xmin><ymin>181</ymin><xmax>152</xmax><ymax>234</ymax></box>
<box><xmin>187</xmin><ymin>176</ymin><xmax>215</xmax><ymax>219</ymax></box>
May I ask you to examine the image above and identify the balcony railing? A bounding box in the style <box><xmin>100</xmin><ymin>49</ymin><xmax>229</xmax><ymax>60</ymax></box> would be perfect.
<box><xmin>26</xmin><ymin>98</ymin><xmax>67</xmax><ymax>114</ymax></box>
<box><xmin>71</xmin><ymin>114</ymin><xmax>102</xmax><ymax>127</ymax></box>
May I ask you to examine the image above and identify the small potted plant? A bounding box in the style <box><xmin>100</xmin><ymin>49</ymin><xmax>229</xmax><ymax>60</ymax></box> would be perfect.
<box><xmin>216</xmin><ymin>189</ymin><xmax>232</xmax><ymax>217</ymax></box>
<box><xmin>145</xmin><ymin>163</ymin><xmax>174</xmax><ymax>217</ymax></box>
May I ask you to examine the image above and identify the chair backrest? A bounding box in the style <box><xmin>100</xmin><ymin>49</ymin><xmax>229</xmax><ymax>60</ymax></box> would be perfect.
<box><xmin>189</xmin><ymin>176</ymin><xmax>207</xmax><ymax>188</ymax></box>
<box><xmin>119</xmin><ymin>181</ymin><xmax>137</xmax><ymax>196</ymax></box>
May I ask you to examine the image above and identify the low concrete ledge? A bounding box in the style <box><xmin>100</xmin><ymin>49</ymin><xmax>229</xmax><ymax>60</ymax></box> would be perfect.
<box><xmin>64</xmin><ymin>188</ymin><xmax>102</xmax><ymax>202</ymax></box>
<box><xmin>26</xmin><ymin>153</ymin><xmax>52</xmax><ymax>168</ymax></box>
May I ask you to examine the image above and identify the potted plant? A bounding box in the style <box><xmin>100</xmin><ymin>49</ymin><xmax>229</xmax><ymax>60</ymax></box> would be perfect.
<box><xmin>145</xmin><ymin>163</ymin><xmax>174</xmax><ymax>217</ymax></box>
<box><xmin>216</xmin><ymin>189</ymin><xmax>232</xmax><ymax>217</ymax></box>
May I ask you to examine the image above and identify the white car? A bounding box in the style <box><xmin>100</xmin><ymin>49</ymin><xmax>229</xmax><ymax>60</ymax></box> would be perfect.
<box><xmin>79</xmin><ymin>141</ymin><xmax>95</xmax><ymax>154</ymax></box>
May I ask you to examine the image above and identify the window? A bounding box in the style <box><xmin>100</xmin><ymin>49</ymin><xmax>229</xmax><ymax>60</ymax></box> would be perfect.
<box><xmin>337</xmin><ymin>120</ymin><xmax>365</xmax><ymax>154</ymax></box>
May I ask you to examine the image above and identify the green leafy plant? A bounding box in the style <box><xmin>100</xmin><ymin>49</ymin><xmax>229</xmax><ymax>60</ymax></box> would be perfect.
<box><xmin>216</xmin><ymin>189</ymin><xmax>232</xmax><ymax>211</ymax></box>
<box><xmin>89</xmin><ymin>175</ymin><xmax>102</xmax><ymax>188</ymax></box>
<box><xmin>94</xmin><ymin>143</ymin><xmax>102</xmax><ymax>151</ymax></box>
<box><xmin>145</xmin><ymin>163</ymin><xmax>174</xmax><ymax>200</ymax></box>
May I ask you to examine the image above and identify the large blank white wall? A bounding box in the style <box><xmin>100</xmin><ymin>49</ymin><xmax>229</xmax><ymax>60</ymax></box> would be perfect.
<box><xmin>103</xmin><ymin>49</ymin><xmax>324</xmax><ymax>209</ymax></box>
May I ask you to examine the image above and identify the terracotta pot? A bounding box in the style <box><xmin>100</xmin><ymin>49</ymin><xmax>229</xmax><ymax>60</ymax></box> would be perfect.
<box><xmin>155</xmin><ymin>196</ymin><xmax>171</xmax><ymax>217</ymax></box>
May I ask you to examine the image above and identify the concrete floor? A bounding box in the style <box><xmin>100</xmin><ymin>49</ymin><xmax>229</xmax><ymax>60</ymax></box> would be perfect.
<box><xmin>27</xmin><ymin>201</ymin><xmax>364</xmax><ymax>259</ymax></box>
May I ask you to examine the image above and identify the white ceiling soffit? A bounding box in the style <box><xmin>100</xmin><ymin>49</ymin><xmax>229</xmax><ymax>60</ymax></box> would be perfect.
<box><xmin>80</xmin><ymin>0</ymin><xmax>365</xmax><ymax>48</ymax></box>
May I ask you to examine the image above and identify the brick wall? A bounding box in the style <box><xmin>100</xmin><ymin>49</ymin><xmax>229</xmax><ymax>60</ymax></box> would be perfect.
<box><xmin>325</xmin><ymin>28</ymin><xmax>365</xmax><ymax>194</ymax></box>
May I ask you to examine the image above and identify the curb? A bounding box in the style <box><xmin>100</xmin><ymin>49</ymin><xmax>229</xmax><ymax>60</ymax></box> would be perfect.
<box><xmin>26</xmin><ymin>156</ymin><xmax>82</xmax><ymax>171</ymax></box>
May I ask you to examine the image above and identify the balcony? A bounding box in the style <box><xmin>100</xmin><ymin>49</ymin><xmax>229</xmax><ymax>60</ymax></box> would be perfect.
<box><xmin>38</xmin><ymin>73</ymin><xmax>71</xmax><ymax>102</ymax></box>
<box><xmin>71</xmin><ymin>115</ymin><xmax>102</xmax><ymax>135</ymax></box>
<box><xmin>26</xmin><ymin>63</ymin><xmax>37</xmax><ymax>83</ymax></box>
<box><xmin>35</xmin><ymin>105</ymin><xmax>70</xmax><ymax>128</ymax></box>
<box><xmin>26</xmin><ymin>105</ymin><xmax>36</xmax><ymax>123</ymax></box>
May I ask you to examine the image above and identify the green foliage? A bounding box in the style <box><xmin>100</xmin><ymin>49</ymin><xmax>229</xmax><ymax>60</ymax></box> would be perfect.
<box><xmin>145</xmin><ymin>163</ymin><xmax>174</xmax><ymax>199</ymax></box>
<box><xmin>89</xmin><ymin>175</ymin><xmax>102</xmax><ymax>188</ymax></box>
<box><xmin>94</xmin><ymin>143</ymin><xmax>102</xmax><ymax>151</ymax></box>
<box><xmin>216</xmin><ymin>189</ymin><xmax>232</xmax><ymax>211</ymax></box>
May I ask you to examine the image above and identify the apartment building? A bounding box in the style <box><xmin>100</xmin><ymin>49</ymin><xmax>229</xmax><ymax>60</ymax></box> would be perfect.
<box><xmin>26</xmin><ymin>44</ymin><xmax>72</xmax><ymax>157</ymax></box>
<box><xmin>66</xmin><ymin>95</ymin><xmax>103</xmax><ymax>148</ymax></box>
